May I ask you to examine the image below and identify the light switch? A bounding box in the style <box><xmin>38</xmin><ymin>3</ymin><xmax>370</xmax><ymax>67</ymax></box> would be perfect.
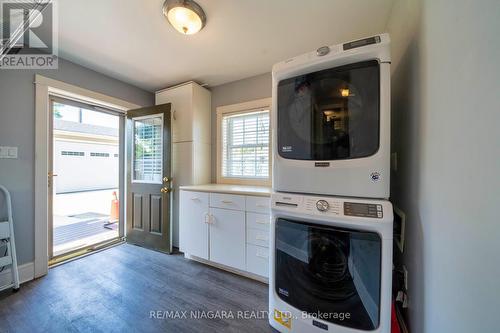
<box><xmin>0</xmin><ymin>146</ymin><xmax>18</xmax><ymax>159</ymax></box>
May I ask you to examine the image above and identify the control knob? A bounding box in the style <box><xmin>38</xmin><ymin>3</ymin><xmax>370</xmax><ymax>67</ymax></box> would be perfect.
<box><xmin>316</xmin><ymin>200</ymin><xmax>329</xmax><ymax>212</ymax></box>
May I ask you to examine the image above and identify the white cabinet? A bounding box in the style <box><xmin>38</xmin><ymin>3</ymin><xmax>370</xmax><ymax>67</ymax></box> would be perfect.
<box><xmin>155</xmin><ymin>82</ymin><xmax>211</xmax><ymax>247</ymax></box>
<box><xmin>209</xmin><ymin>208</ymin><xmax>245</xmax><ymax>270</ymax></box>
<box><xmin>179</xmin><ymin>188</ymin><xmax>270</xmax><ymax>280</ymax></box>
<box><xmin>210</xmin><ymin>193</ymin><xmax>246</xmax><ymax>211</ymax></box>
<box><xmin>155</xmin><ymin>81</ymin><xmax>211</xmax><ymax>144</ymax></box>
<box><xmin>246</xmin><ymin>196</ymin><xmax>271</xmax><ymax>214</ymax></box>
<box><xmin>179</xmin><ymin>190</ymin><xmax>209</xmax><ymax>260</ymax></box>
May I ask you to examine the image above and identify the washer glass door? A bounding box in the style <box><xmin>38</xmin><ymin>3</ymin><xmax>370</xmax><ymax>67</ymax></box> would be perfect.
<box><xmin>275</xmin><ymin>218</ymin><xmax>382</xmax><ymax>330</ymax></box>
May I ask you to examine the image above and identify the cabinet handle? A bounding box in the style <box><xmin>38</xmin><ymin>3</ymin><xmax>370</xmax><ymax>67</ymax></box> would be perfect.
<box><xmin>256</xmin><ymin>204</ymin><xmax>268</xmax><ymax>208</ymax></box>
<box><xmin>191</xmin><ymin>197</ymin><xmax>200</xmax><ymax>201</ymax></box>
<box><xmin>210</xmin><ymin>215</ymin><xmax>215</xmax><ymax>225</ymax></box>
<box><xmin>204</xmin><ymin>213</ymin><xmax>210</xmax><ymax>224</ymax></box>
<box><xmin>256</xmin><ymin>220</ymin><xmax>268</xmax><ymax>224</ymax></box>
<box><xmin>173</xmin><ymin>110</ymin><xmax>177</xmax><ymax>120</ymax></box>
<box><xmin>256</xmin><ymin>235</ymin><xmax>269</xmax><ymax>241</ymax></box>
<box><xmin>221</xmin><ymin>200</ymin><xmax>233</xmax><ymax>204</ymax></box>
<box><xmin>256</xmin><ymin>252</ymin><xmax>268</xmax><ymax>259</ymax></box>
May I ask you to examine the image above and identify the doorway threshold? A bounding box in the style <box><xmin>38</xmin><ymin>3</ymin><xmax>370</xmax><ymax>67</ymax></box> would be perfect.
<box><xmin>49</xmin><ymin>237</ymin><xmax>125</xmax><ymax>267</ymax></box>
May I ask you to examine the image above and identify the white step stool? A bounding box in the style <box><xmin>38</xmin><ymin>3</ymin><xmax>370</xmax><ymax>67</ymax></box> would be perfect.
<box><xmin>0</xmin><ymin>185</ymin><xmax>20</xmax><ymax>292</ymax></box>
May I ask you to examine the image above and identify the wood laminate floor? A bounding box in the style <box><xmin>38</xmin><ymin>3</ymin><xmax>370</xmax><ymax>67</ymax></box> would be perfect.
<box><xmin>0</xmin><ymin>244</ymin><xmax>275</xmax><ymax>333</ymax></box>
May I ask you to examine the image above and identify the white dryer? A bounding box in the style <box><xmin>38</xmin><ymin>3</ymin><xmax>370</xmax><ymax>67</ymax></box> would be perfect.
<box><xmin>272</xmin><ymin>34</ymin><xmax>391</xmax><ymax>199</ymax></box>
<box><xmin>268</xmin><ymin>192</ymin><xmax>393</xmax><ymax>333</ymax></box>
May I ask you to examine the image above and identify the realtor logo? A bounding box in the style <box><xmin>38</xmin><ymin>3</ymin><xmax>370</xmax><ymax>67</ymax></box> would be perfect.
<box><xmin>0</xmin><ymin>0</ymin><xmax>58</xmax><ymax>69</ymax></box>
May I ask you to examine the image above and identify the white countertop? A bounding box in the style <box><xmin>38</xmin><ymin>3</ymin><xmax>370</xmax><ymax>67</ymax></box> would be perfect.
<box><xmin>179</xmin><ymin>184</ymin><xmax>272</xmax><ymax>197</ymax></box>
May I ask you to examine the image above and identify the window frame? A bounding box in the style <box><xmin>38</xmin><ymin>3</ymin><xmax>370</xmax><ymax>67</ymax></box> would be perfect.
<box><xmin>216</xmin><ymin>98</ymin><xmax>272</xmax><ymax>186</ymax></box>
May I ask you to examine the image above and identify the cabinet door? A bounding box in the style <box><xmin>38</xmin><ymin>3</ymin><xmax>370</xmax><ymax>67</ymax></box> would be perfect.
<box><xmin>172</xmin><ymin>142</ymin><xmax>193</xmax><ymax>247</ymax></box>
<box><xmin>179</xmin><ymin>190</ymin><xmax>209</xmax><ymax>259</ymax></box>
<box><xmin>209</xmin><ymin>208</ymin><xmax>245</xmax><ymax>270</ymax></box>
<box><xmin>156</xmin><ymin>84</ymin><xmax>193</xmax><ymax>143</ymax></box>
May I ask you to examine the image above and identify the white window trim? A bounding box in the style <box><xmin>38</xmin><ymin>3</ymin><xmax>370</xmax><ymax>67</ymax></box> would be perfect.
<box><xmin>216</xmin><ymin>98</ymin><xmax>272</xmax><ymax>186</ymax></box>
<box><xmin>34</xmin><ymin>74</ymin><xmax>141</xmax><ymax>279</ymax></box>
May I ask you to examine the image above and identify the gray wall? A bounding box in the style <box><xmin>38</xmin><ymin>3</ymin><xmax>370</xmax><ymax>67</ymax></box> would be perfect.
<box><xmin>0</xmin><ymin>58</ymin><xmax>153</xmax><ymax>265</ymax></box>
<box><xmin>387</xmin><ymin>0</ymin><xmax>500</xmax><ymax>332</ymax></box>
<box><xmin>210</xmin><ymin>72</ymin><xmax>272</xmax><ymax>181</ymax></box>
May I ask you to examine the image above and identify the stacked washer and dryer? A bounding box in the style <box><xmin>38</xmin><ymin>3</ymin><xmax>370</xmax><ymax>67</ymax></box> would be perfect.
<box><xmin>269</xmin><ymin>34</ymin><xmax>393</xmax><ymax>333</ymax></box>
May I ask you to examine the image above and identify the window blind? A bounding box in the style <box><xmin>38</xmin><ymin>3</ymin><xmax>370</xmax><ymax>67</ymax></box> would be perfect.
<box><xmin>222</xmin><ymin>110</ymin><xmax>270</xmax><ymax>179</ymax></box>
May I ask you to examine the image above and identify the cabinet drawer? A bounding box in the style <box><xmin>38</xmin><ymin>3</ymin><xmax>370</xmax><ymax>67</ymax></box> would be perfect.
<box><xmin>246</xmin><ymin>212</ymin><xmax>270</xmax><ymax>232</ymax></box>
<box><xmin>246</xmin><ymin>196</ymin><xmax>270</xmax><ymax>214</ymax></box>
<box><xmin>246</xmin><ymin>244</ymin><xmax>269</xmax><ymax>277</ymax></box>
<box><xmin>181</xmin><ymin>190</ymin><xmax>209</xmax><ymax>206</ymax></box>
<box><xmin>246</xmin><ymin>228</ymin><xmax>270</xmax><ymax>248</ymax></box>
<box><xmin>210</xmin><ymin>193</ymin><xmax>245</xmax><ymax>211</ymax></box>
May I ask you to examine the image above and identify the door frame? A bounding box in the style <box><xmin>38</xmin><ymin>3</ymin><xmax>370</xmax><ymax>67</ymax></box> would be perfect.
<box><xmin>34</xmin><ymin>75</ymin><xmax>141</xmax><ymax>278</ymax></box>
<box><xmin>48</xmin><ymin>95</ymin><xmax>127</xmax><ymax>261</ymax></box>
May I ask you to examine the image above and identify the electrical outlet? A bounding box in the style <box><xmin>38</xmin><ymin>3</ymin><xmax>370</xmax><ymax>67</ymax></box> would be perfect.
<box><xmin>0</xmin><ymin>146</ymin><xmax>18</xmax><ymax>159</ymax></box>
<box><xmin>403</xmin><ymin>265</ymin><xmax>409</xmax><ymax>291</ymax></box>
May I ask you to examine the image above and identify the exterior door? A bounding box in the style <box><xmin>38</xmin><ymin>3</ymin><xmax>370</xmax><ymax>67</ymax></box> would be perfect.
<box><xmin>126</xmin><ymin>104</ymin><xmax>172</xmax><ymax>253</ymax></box>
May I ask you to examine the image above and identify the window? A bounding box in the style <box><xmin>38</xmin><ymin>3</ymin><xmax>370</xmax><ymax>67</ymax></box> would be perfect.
<box><xmin>133</xmin><ymin>114</ymin><xmax>163</xmax><ymax>183</ymax></box>
<box><xmin>217</xmin><ymin>98</ymin><xmax>271</xmax><ymax>185</ymax></box>
<box><xmin>61</xmin><ymin>151</ymin><xmax>84</xmax><ymax>156</ymax></box>
<box><xmin>90</xmin><ymin>152</ymin><xmax>110</xmax><ymax>157</ymax></box>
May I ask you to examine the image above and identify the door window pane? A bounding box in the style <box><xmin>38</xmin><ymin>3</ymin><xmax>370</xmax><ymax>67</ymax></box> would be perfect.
<box><xmin>133</xmin><ymin>115</ymin><xmax>163</xmax><ymax>183</ymax></box>
<box><xmin>277</xmin><ymin>60</ymin><xmax>380</xmax><ymax>160</ymax></box>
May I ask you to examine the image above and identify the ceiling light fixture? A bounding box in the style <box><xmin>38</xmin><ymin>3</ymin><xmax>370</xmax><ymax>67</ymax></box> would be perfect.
<box><xmin>163</xmin><ymin>0</ymin><xmax>206</xmax><ymax>35</ymax></box>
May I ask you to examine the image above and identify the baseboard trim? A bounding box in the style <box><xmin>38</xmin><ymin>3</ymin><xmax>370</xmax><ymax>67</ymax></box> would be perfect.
<box><xmin>0</xmin><ymin>262</ymin><xmax>35</xmax><ymax>289</ymax></box>
<box><xmin>185</xmin><ymin>253</ymin><xmax>268</xmax><ymax>284</ymax></box>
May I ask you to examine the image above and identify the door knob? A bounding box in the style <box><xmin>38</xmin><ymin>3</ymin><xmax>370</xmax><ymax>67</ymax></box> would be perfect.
<box><xmin>160</xmin><ymin>187</ymin><xmax>171</xmax><ymax>193</ymax></box>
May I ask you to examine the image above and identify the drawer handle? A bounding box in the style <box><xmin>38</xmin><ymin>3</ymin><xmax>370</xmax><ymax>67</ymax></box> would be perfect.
<box><xmin>255</xmin><ymin>220</ymin><xmax>268</xmax><ymax>225</ymax></box>
<box><xmin>221</xmin><ymin>200</ymin><xmax>233</xmax><ymax>204</ymax></box>
<box><xmin>256</xmin><ymin>235</ymin><xmax>269</xmax><ymax>241</ymax></box>
<box><xmin>256</xmin><ymin>252</ymin><xmax>268</xmax><ymax>259</ymax></box>
<box><xmin>256</xmin><ymin>204</ymin><xmax>268</xmax><ymax>208</ymax></box>
<box><xmin>191</xmin><ymin>197</ymin><xmax>200</xmax><ymax>201</ymax></box>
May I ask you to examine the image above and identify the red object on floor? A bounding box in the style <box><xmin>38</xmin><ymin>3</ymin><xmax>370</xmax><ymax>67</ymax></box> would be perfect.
<box><xmin>391</xmin><ymin>300</ymin><xmax>401</xmax><ymax>333</ymax></box>
<box><xmin>110</xmin><ymin>191</ymin><xmax>119</xmax><ymax>222</ymax></box>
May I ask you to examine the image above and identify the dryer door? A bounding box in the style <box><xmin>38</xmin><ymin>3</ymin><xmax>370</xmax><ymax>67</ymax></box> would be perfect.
<box><xmin>277</xmin><ymin>60</ymin><xmax>380</xmax><ymax>161</ymax></box>
<box><xmin>274</xmin><ymin>218</ymin><xmax>382</xmax><ymax>330</ymax></box>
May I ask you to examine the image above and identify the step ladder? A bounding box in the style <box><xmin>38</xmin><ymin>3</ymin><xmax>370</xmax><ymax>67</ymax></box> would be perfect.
<box><xmin>0</xmin><ymin>185</ymin><xmax>20</xmax><ymax>292</ymax></box>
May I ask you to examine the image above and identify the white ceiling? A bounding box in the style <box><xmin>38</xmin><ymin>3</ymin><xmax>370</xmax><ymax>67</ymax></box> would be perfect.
<box><xmin>57</xmin><ymin>0</ymin><xmax>395</xmax><ymax>91</ymax></box>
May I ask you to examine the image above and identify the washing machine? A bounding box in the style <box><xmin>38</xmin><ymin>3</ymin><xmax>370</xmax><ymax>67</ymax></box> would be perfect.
<box><xmin>268</xmin><ymin>192</ymin><xmax>393</xmax><ymax>333</ymax></box>
<box><xmin>272</xmin><ymin>34</ymin><xmax>391</xmax><ymax>199</ymax></box>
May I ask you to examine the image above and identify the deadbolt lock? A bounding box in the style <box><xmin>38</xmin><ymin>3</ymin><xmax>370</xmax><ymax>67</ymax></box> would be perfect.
<box><xmin>163</xmin><ymin>177</ymin><xmax>171</xmax><ymax>183</ymax></box>
<box><xmin>160</xmin><ymin>187</ymin><xmax>171</xmax><ymax>193</ymax></box>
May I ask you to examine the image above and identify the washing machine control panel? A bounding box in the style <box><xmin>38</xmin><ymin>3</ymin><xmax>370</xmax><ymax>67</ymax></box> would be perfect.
<box><xmin>305</xmin><ymin>198</ymin><xmax>341</xmax><ymax>215</ymax></box>
<box><xmin>272</xmin><ymin>193</ymin><xmax>388</xmax><ymax>220</ymax></box>
<box><xmin>344</xmin><ymin>202</ymin><xmax>383</xmax><ymax>218</ymax></box>
<box><xmin>315</xmin><ymin>200</ymin><xmax>329</xmax><ymax>212</ymax></box>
